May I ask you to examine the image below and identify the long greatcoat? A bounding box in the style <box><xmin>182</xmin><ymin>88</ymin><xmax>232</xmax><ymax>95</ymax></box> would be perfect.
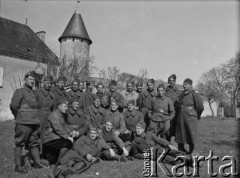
<box><xmin>175</xmin><ymin>89</ymin><xmax>204</xmax><ymax>145</ymax></box>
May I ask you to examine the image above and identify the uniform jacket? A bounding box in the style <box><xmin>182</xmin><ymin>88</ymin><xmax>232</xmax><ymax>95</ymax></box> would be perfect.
<box><xmin>105</xmin><ymin>110</ymin><xmax>126</xmax><ymax>134</ymax></box>
<box><xmin>105</xmin><ymin>90</ymin><xmax>124</xmax><ymax>109</ymax></box>
<box><xmin>44</xmin><ymin>109</ymin><xmax>72</xmax><ymax>143</ymax></box>
<box><xmin>138</xmin><ymin>89</ymin><xmax>157</xmax><ymax>111</ymax></box>
<box><xmin>10</xmin><ymin>84</ymin><xmax>39</xmax><ymax>125</ymax></box>
<box><xmin>96</xmin><ymin>91</ymin><xmax>109</xmax><ymax>108</ymax></box>
<box><xmin>50</xmin><ymin>86</ymin><xmax>67</xmax><ymax>111</ymax></box>
<box><xmin>121</xmin><ymin>90</ymin><xmax>139</xmax><ymax>108</ymax></box>
<box><xmin>132</xmin><ymin>132</ymin><xmax>170</xmax><ymax>152</ymax></box>
<box><xmin>165</xmin><ymin>85</ymin><xmax>182</xmax><ymax>112</ymax></box>
<box><xmin>123</xmin><ymin>109</ymin><xmax>144</xmax><ymax>132</ymax></box>
<box><xmin>148</xmin><ymin>95</ymin><xmax>175</xmax><ymax>122</ymax></box>
<box><xmin>66</xmin><ymin>89</ymin><xmax>83</xmax><ymax>103</ymax></box>
<box><xmin>84</xmin><ymin>105</ymin><xmax>106</xmax><ymax>130</ymax></box>
<box><xmin>80</xmin><ymin>89</ymin><xmax>95</xmax><ymax>109</ymax></box>
<box><xmin>100</xmin><ymin>129</ymin><xmax>125</xmax><ymax>148</ymax></box>
<box><xmin>73</xmin><ymin>135</ymin><xmax>110</xmax><ymax>157</ymax></box>
<box><xmin>66</xmin><ymin>107</ymin><xmax>88</xmax><ymax>136</ymax></box>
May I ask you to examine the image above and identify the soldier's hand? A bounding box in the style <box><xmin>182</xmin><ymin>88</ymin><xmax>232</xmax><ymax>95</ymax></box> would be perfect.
<box><xmin>86</xmin><ymin>154</ymin><xmax>93</xmax><ymax>162</ymax></box>
<box><xmin>114</xmin><ymin>130</ymin><xmax>120</xmax><ymax>136</ymax></box>
<box><xmin>67</xmin><ymin>136</ymin><xmax>74</xmax><ymax>143</ymax></box>
<box><xmin>74</xmin><ymin>131</ymin><xmax>80</xmax><ymax>138</ymax></box>
<box><xmin>124</xmin><ymin>130</ymin><xmax>130</xmax><ymax>134</ymax></box>
<box><xmin>122</xmin><ymin>147</ymin><xmax>129</xmax><ymax>156</ymax></box>
<box><xmin>109</xmin><ymin>149</ymin><xmax>116</xmax><ymax>157</ymax></box>
<box><xmin>168</xmin><ymin>144</ymin><xmax>178</xmax><ymax>151</ymax></box>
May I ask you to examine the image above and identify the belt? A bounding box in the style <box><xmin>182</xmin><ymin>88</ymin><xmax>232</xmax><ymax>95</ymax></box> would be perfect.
<box><xmin>38</xmin><ymin>107</ymin><xmax>51</xmax><ymax>111</ymax></box>
<box><xmin>20</xmin><ymin>104</ymin><xmax>37</xmax><ymax>109</ymax></box>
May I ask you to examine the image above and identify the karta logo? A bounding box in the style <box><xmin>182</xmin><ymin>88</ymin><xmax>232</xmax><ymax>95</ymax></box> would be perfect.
<box><xmin>142</xmin><ymin>148</ymin><xmax>239</xmax><ymax>177</ymax></box>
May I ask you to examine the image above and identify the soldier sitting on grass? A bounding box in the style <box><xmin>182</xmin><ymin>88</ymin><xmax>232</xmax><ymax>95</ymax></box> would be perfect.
<box><xmin>99</xmin><ymin>121</ymin><xmax>130</xmax><ymax>162</ymax></box>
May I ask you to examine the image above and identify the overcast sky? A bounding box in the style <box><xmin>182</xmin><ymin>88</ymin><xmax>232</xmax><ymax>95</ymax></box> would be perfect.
<box><xmin>1</xmin><ymin>0</ymin><xmax>239</xmax><ymax>85</ymax></box>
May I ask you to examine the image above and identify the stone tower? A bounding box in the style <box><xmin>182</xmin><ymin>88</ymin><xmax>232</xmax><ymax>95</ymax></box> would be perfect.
<box><xmin>58</xmin><ymin>8</ymin><xmax>92</xmax><ymax>72</ymax></box>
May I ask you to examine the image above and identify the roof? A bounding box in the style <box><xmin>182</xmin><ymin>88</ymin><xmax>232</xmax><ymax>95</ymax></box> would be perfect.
<box><xmin>0</xmin><ymin>17</ymin><xmax>59</xmax><ymax>65</ymax></box>
<box><xmin>58</xmin><ymin>12</ymin><xmax>92</xmax><ymax>44</ymax></box>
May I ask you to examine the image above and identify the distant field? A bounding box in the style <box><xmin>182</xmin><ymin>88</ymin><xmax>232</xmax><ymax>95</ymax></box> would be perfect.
<box><xmin>0</xmin><ymin>117</ymin><xmax>239</xmax><ymax>178</ymax></box>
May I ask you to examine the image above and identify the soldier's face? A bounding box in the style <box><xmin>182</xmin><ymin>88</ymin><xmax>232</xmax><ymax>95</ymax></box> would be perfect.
<box><xmin>147</xmin><ymin>82</ymin><xmax>154</xmax><ymax>91</ymax></box>
<box><xmin>71</xmin><ymin>102</ymin><xmax>79</xmax><ymax>111</ymax></box>
<box><xmin>97</xmin><ymin>85</ymin><xmax>104</xmax><ymax>94</ymax></box>
<box><xmin>157</xmin><ymin>88</ymin><xmax>165</xmax><ymax>97</ymax></box>
<box><xmin>127</xmin><ymin>103</ymin><xmax>134</xmax><ymax>111</ymax></box>
<box><xmin>137</xmin><ymin>86</ymin><xmax>143</xmax><ymax>93</ymax></box>
<box><xmin>43</xmin><ymin>81</ymin><xmax>52</xmax><ymax>90</ymax></box>
<box><xmin>57</xmin><ymin>81</ymin><xmax>65</xmax><ymax>90</ymax></box>
<box><xmin>183</xmin><ymin>82</ymin><xmax>192</xmax><ymax>91</ymax></box>
<box><xmin>136</xmin><ymin>126</ymin><xmax>144</xmax><ymax>135</ymax></box>
<box><xmin>110</xmin><ymin>102</ymin><xmax>118</xmax><ymax>111</ymax></box>
<box><xmin>105</xmin><ymin>122</ymin><xmax>113</xmax><ymax>132</ymax></box>
<box><xmin>168</xmin><ymin>78</ymin><xmax>176</xmax><ymax>87</ymax></box>
<box><xmin>89</xmin><ymin>130</ymin><xmax>98</xmax><ymax>140</ymax></box>
<box><xmin>126</xmin><ymin>83</ymin><xmax>133</xmax><ymax>92</ymax></box>
<box><xmin>94</xmin><ymin>99</ymin><xmax>101</xmax><ymax>108</ymax></box>
<box><xmin>79</xmin><ymin>82</ymin><xmax>84</xmax><ymax>91</ymax></box>
<box><xmin>72</xmin><ymin>82</ymin><xmax>79</xmax><ymax>91</ymax></box>
<box><xmin>110</xmin><ymin>85</ymin><xmax>116</xmax><ymax>92</ymax></box>
<box><xmin>25</xmin><ymin>76</ymin><xmax>35</xmax><ymax>88</ymax></box>
<box><xmin>88</xmin><ymin>84</ymin><xmax>94</xmax><ymax>91</ymax></box>
<box><xmin>58</xmin><ymin>103</ymin><xmax>68</xmax><ymax>113</ymax></box>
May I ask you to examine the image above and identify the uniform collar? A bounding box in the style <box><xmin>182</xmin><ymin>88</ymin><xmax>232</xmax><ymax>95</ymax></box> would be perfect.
<box><xmin>68</xmin><ymin>107</ymin><xmax>83</xmax><ymax>116</ymax></box>
<box><xmin>124</xmin><ymin>90</ymin><xmax>136</xmax><ymax>96</ymax></box>
<box><xmin>69</xmin><ymin>90</ymin><xmax>82</xmax><ymax>97</ymax></box>
<box><xmin>184</xmin><ymin>89</ymin><xmax>193</xmax><ymax>95</ymax></box>
<box><xmin>125</xmin><ymin>109</ymin><xmax>137</xmax><ymax>117</ymax></box>
<box><xmin>54</xmin><ymin>86</ymin><xmax>65</xmax><ymax>96</ymax></box>
<box><xmin>166</xmin><ymin>85</ymin><xmax>178</xmax><ymax>91</ymax></box>
<box><xmin>91</xmin><ymin>104</ymin><xmax>104</xmax><ymax>114</ymax></box>
<box><xmin>40</xmin><ymin>87</ymin><xmax>50</xmax><ymax>97</ymax></box>
<box><xmin>86</xmin><ymin>89</ymin><xmax>94</xmax><ymax>97</ymax></box>
<box><xmin>156</xmin><ymin>95</ymin><xmax>166</xmax><ymax>100</ymax></box>
<box><xmin>136</xmin><ymin>132</ymin><xmax>146</xmax><ymax>138</ymax></box>
<box><xmin>24</xmin><ymin>84</ymin><xmax>34</xmax><ymax>93</ymax></box>
<box><xmin>109</xmin><ymin>90</ymin><xmax>118</xmax><ymax>97</ymax></box>
<box><xmin>143</xmin><ymin>89</ymin><xmax>156</xmax><ymax>97</ymax></box>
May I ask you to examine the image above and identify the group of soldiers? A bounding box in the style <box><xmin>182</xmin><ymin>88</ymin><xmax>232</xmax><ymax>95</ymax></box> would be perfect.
<box><xmin>10</xmin><ymin>71</ymin><xmax>204</xmax><ymax>176</ymax></box>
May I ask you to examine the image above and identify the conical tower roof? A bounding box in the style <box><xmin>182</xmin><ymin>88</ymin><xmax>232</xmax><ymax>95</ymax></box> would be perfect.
<box><xmin>58</xmin><ymin>11</ymin><xmax>92</xmax><ymax>44</ymax></box>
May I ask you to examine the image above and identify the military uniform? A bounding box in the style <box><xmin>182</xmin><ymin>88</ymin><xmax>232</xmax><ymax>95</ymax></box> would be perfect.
<box><xmin>66</xmin><ymin>107</ymin><xmax>88</xmax><ymax>136</ymax></box>
<box><xmin>84</xmin><ymin>105</ymin><xmax>107</xmax><ymax>130</ymax></box>
<box><xmin>148</xmin><ymin>95</ymin><xmax>175</xmax><ymax>138</ymax></box>
<box><xmin>105</xmin><ymin>110</ymin><xmax>126</xmax><ymax>134</ymax></box>
<box><xmin>105</xmin><ymin>90</ymin><xmax>124</xmax><ymax>111</ymax></box>
<box><xmin>51</xmin><ymin>86</ymin><xmax>67</xmax><ymax>111</ymax></box>
<box><xmin>175</xmin><ymin>89</ymin><xmax>204</xmax><ymax>145</ymax></box>
<box><xmin>96</xmin><ymin>91</ymin><xmax>109</xmax><ymax>108</ymax></box>
<box><xmin>121</xmin><ymin>90</ymin><xmax>139</xmax><ymax>108</ymax></box>
<box><xmin>165</xmin><ymin>85</ymin><xmax>182</xmax><ymax>138</ymax></box>
<box><xmin>138</xmin><ymin>89</ymin><xmax>157</xmax><ymax>129</ymax></box>
<box><xmin>80</xmin><ymin>89</ymin><xmax>95</xmax><ymax>109</ymax></box>
<box><xmin>66</xmin><ymin>89</ymin><xmax>83</xmax><ymax>103</ymax></box>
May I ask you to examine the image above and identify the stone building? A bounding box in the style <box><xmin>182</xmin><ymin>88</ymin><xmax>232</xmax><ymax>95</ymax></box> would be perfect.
<box><xmin>0</xmin><ymin>17</ymin><xmax>58</xmax><ymax>120</ymax></box>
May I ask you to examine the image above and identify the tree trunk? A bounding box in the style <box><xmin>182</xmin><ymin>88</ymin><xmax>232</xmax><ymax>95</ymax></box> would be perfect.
<box><xmin>208</xmin><ymin>101</ymin><xmax>215</xmax><ymax>119</ymax></box>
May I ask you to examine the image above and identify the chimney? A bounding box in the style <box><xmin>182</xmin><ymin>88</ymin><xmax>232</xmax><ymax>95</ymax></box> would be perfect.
<box><xmin>36</xmin><ymin>31</ymin><xmax>46</xmax><ymax>43</ymax></box>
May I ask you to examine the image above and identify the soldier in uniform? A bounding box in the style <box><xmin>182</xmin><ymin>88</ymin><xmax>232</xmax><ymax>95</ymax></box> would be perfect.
<box><xmin>121</xmin><ymin>80</ymin><xmax>139</xmax><ymax>109</ymax></box>
<box><xmin>84</xmin><ymin>95</ymin><xmax>107</xmax><ymax>132</ymax></box>
<box><xmin>66</xmin><ymin>79</ymin><xmax>82</xmax><ymax>103</ymax></box>
<box><xmin>96</xmin><ymin>82</ymin><xmax>109</xmax><ymax>108</ymax></box>
<box><xmin>51</xmin><ymin>76</ymin><xmax>67</xmax><ymax>111</ymax></box>
<box><xmin>138</xmin><ymin>79</ymin><xmax>157</xmax><ymax>131</ymax></box>
<box><xmin>175</xmin><ymin>78</ymin><xmax>204</xmax><ymax>154</ymax></box>
<box><xmin>78</xmin><ymin>79</ymin><xmax>85</xmax><ymax>93</ymax></box>
<box><xmin>165</xmin><ymin>74</ymin><xmax>182</xmax><ymax>141</ymax></box>
<box><xmin>148</xmin><ymin>84</ymin><xmax>175</xmax><ymax>139</ymax></box>
<box><xmin>136</xmin><ymin>81</ymin><xmax>144</xmax><ymax>94</ymax></box>
<box><xmin>80</xmin><ymin>79</ymin><xmax>95</xmax><ymax>109</ymax></box>
<box><xmin>123</xmin><ymin>99</ymin><xmax>144</xmax><ymax>141</ymax></box>
<box><xmin>43</xmin><ymin>99</ymin><xmax>77</xmax><ymax>164</ymax></box>
<box><xmin>10</xmin><ymin>71</ymin><xmax>47</xmax><ymax>173</ymax></box>
<box><xmin>35</xmin><ymin>75</ymin><xmax>54</xmax><ymax>155</ymax></box>
<box><xmin>65</xmin><ymin>97</ymin><xmax>88</xmax><ymax>137</ymax></box>
<box><xmin>105</xmin><ymin>80</ymin><xmax>124</xmax><ymax>112</ymax></box>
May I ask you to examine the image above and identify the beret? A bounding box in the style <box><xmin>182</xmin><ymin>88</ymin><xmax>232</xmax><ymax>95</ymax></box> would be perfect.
<box><xmin>57</xmin><ymin>98</ymin><xmax>68</xmax><ymax>105</ymax></box>
<box><xmin>136</xmin><ymin>122</ymin><xmax>146</xmax><ymax>129</ymax></box>
<box><xmin>43</xmin><ymin>75</ymin><xmax>53</xmax><ymax>82</ymax></box>
<box><xmin>157</xmin><ymin>84</ymin><xmax>166</xmax><ymax>90</ymax></box>
<box><xmin>184</xmin><ymin>78</ymin><xmax>193</xmax><ymax>85</ymax></box>
<box><xmin>147</xmin><ymin>78</ymin><xmax>155</xmax><ymax>84</ymax></box>
<box><xmin>25</xmin><ymin>71</ymin><xmax>36</xmax><ymax>78</ymax></box>
<box><xmin>168</xmin><ymin>74</ymin><xmax>176</xmax><ymax>81</ymax></box>
<box><xmin>127</xmin><ymin>99</ymin><xmax>135</xmax><ymax>105</ymax></box>
<box><xmin>57</xmin><ymin>76</ymin><xmax>66</xmax><ymax>82</ymax></box>
<box><xmin>136</xmin><ymin>82</ymin><xmax>143</xmax><ymax>87</ymax></box>
<box><xmin>109</xmin><ymin>80</ymin><xmax>117</xmax><ymax>86</ymax></box>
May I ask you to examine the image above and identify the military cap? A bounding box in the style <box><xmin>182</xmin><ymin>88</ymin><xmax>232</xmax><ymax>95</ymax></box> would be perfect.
<box><xmin>157</xmin><ymin>83</ymin><xmax>166</xmax><ymax>90</ymax></box>
<box><xmin>126</xmin><ymin>80</ymin><xmax>134</xmax><ymax>86</ymax></box>
<box><xmin>184</xmin><ymin>78</ymin><xmax>193</xmax><ymax>85</ymax></box>
<box><xmin>93</xmin><ymin>94</ymin><xmax>101</xmax><ymax>101</ymax></box>
<box><xmin>136</xmin><ymin>122</ymin><xmax>146</xmax><ymax>129</ymax></box>
<box><xmin>127</xmin><ymin>99</ymin><xmax>135</xmax><ymax>105</ymax></box>
<box><xmin>57</xmin><ymin>76</ymin><xmax>66</xmax><ymax>82</ymax></box>
<box><xmin>97</xmin><ymin>82</ymin><xmax>104</xmax><ymax>88</ymax></box>
<box><xmin>147</xmin><ymin>78</ymin><xmax>155</xmax><ymax>84</ymax></box>
<box><xmin>105</xmin><ymin>120</ymin><xmax>113</xmax><ymax>125</ymax></box>
<box><xmin>136</xmin><ymin>82</ymin><xmax>143</xmax><ymax>88</ymax></box>
<box><xmin>69</xmin><ymin>97</ymin><xmax>80</xmax><ymax>105</ymax></box>
<box><xmin>89</xmin><ymin>127</ymin><xmax>98</xmax><ymax>133</ymax></box>
<box><xmin>168</xmin><ymin>74</ymin><xmax>176</xmax><ymax>81</ymax></box>
<box><xmin>57</xmin><ymin>98</ymin><xmax>68</xmax><ymax>105</ymax></box>
<box><xmin>43</xmin><ymin>75</ymin><xmax>53</xmax><ymax>82</ymax></box>
<box><xmin>25</xmin><ymin>71</ymin><xmax>36</xmax><ymax>79</ymax></box>
<box><xmin>72</xmin><ymin>79</ymin><xmax>79</xmax><ymax>85</ymax></box>
<box><xmin>109</xmin><ymin>80</ymin><xmax>117</xmax><ymax>87</ymax></box>
<box><xmin>110</xmin><ymin>100</ymin><xmax>118</xmax><ymax>106</ymax></box>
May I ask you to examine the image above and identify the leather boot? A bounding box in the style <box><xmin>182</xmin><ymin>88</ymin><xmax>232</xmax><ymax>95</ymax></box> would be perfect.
<box><xmin>30</xmin><ymin>146</ymin><xmax>49</xmax><ymax>169</ymax></box>
<box><xmin>56</xmin><ymin>147</ymin><xmax>69</xmax><ymax>165</ymax></box>
<box><xmin>178</xmin><ymin>143</ymin><xmax>188</xmax><ymax>153</ymax></box>
<box><xmin>189</xmin><ymin>144</ymin><xmax>195</xmax><ymax>154</ymax></box>
<box><xmin>14</xmin><ymin>146</ymin><xmax>27</xmax><ymax>173</ymax></box>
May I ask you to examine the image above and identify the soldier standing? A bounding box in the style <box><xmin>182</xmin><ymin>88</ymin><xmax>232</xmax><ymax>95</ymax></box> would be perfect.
<box><xmin>121</xmin><ymin>81</ymin><xmax>139</xmax><ymax>109</ymax></box>
<box><xmin>175</xmin><ymin>78</ymin><xmax>204</xmax><ymax>154</ymax></box>
<box><xmin>165</xmin><ymin>74</ymin><xmax>182</xmax><ymax>141</ymax></box>
<box><xmin>80</xmin><ymin>79</ymin><xmax>95</xmax><ymax>109</ymax></box>
<box><xmin>10</xmin><ymin>71</ymin><xmax>47</xmax><ymax>173</ymax></box>
<box><xmin>66</xmin><ymin>79</ymin><xmax>82</xmax><ymax>103</ymax></box>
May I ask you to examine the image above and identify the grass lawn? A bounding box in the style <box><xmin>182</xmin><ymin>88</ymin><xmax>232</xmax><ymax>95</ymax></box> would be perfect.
<box><xmin>0</xmin><ymin>117</ymin><xmax>239</xmax><ymax>178</ymax></box>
